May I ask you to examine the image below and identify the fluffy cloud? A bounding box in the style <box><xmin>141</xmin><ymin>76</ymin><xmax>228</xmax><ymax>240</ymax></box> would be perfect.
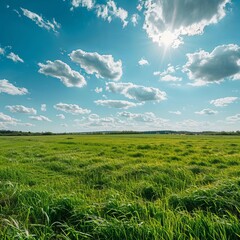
<box><xmin>210</xmin><ymin>97</ymin><xmax>238</xmax><ymax>107</ymax></box>
<box><xmin>226</xmin><ymin>114</ymin><xmax>240</xmax><ymax>123</ymax></box>
<box><xmin>29</xmin><ymin>115</ymin><xmax>52</xmax><ymax>122</ymax></box>
<box><xmin>54</xmin><ymin>103</ymin><xmax>91</xmax><ymax>115</ymax></box>
<box><xmin>7</xmin><ymin>52</ymin><xmax>24</xmax><ymax>63</ymax></box>
<box><xmin>96</xmin><ymin>0</ymin><xmax>128</xmax><ymax>27</ymax></box>
<box><xmin>0</xmin><ymin>48</ymin><xmax>4</xmax><ymax>55</ymax></box>
<box><xmin>56</xmin><ymin>114</ymin><xmax>65</xmax><ymax>119</ymax></box>
<box><xmin>0</xmin><ymin>79</ymin><xmax>28</xmax><ymax>95</ymax></box>
<box><xmin>0</xmin><ymin>112</ymin><xmax>18</xmax><ymax>123</ymax></box>
<box><xmin>161</xmin><ymin>75</ymin><xmax>182</xmax><ymax>82</ymax></box>
<box><xmin>41</xmin><ymin>104</ymin><xmax>47</xmax><ymax>112</ymax></box>
<box><xmin>183</xmin><ymin>44</ymin><xmax>240</xmax><ymax>86</ymax></box>
<box><xmin>195</xmin><ymin>109</ymin><xmax>218</xmax><ymax>115</ymax></box>
<box><xmin>118</xmin><ymin>111</ymin><xmax>155</xmax><ymax>122</ymax></box>
<box><xmin>21</xmin><ymin>8</ymin><xmax>60</xmax><ymax>33</ymax></box>
<box><xmin>131</xmin><ymin>13</ymin><xmax>140</xmax><ymax>26</ymax></box>
<box><xmin>70</xmin><ymin>0</ymin><xmax>128</xmax><ymax>27</ymax></box>
<box><xmin>142</xmin><ymin>0</ymin><xmax>230</xmax><ymax>48</ymax></box>
<box><xmin>106</xmin><ymin>82</ymin><xmax>167</xmax><ymax>102</ymax></box>
<box><xmin>138</xmin><ymin>58</ymin><xmax>149</xmax><ymax>66</ymax></box>
<box><xmin>74</xmin><ymin>114</ymin><xmax>122</xmax><ymax>128</ymax></box>
<box><xmin>95</xmin><ymin>100</ymin><xmax>139</xmax><ymax>109</ymax></box>
<box><xmin>6</xmin><ymin>105</ymin><xmax>37</xmax><ymax>115</ymax></box>
<box><xmin>71</xmin><ymin>0</ymin><xmax>95</xmax><ymax>9</ymax></box>
<box><xmin>154</xmin><ymin>65</ymin><xmax>182</xmax><ymax>82</ymax></box>
<box><xmin>69</xmin><ymin>49</ymin><xmax>122</xmax><ymax>81</ymax></box>
<box><xmin>38</xmin><ymin>60</ymin><xmax>86</xmax><ymax>88</ymax></box>
<box><xmin>95</xmin><ymin>87</ymin><xmax>103</xmax><ymax>93</ymax></box>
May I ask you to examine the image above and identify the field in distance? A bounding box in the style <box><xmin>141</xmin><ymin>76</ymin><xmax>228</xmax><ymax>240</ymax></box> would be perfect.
<box><xmin>0</xmin><ymin>134</ymin><xmax>240</xmax><ymax>239</ymax></box>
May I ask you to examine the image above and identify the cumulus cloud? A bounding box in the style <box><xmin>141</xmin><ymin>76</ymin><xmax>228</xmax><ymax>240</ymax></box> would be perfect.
<box><xmin>41</xmin><ymin>104</ymin><xmax>47</xmax><ymax>111</ymax></box>
<box><xmin>29</xmin><ymin>115</ymin><xmax>52</xmax><ymax>122</ymax></box>
<box><xmin>69</xmin><ymin>49</ymin><xmax>122</xmax><ymax>81</ymax></box>
<box><xmin>226</xmin><ymin>114</ymin><xmax>240</xmax><ymax>123</ymax></box>
<box><xmin>56</xmin><ymin>114</ymin><xmax>65</xmax><ymax>119</ymax></box>
<box><xmin>0</xmin><ymin>112</ymin><xmax>18</xmax><ymax>123</ymax></box>
<box><xmin>71</xmin><ymin>0</ymin><xmax>95</xmax><ymax>9</ymax></box>
<box><xmin>95</xmin><ymin>100</ymin><xmax>139</xmax><ymax>109</ymax></box>
<box><xmin>210</xmin><ymin>97</ymin><xmax>238</xmax><ymax>107</ymax></box>
<box><xmin>183</xmin><ymin>44</ymin><xmax>240</xmax><ymax>86</ymax></box>
<box><xmin>6</xmin><ymin>105</ymin><xmax>37</xmax><ymax>115</ymax></box>
<box><xmin>195</xmin><ymin>108</ymin><xmax>218</xmax><ymax>115</ymax></box>
<box><xmin>74</xmin><ymin>114</ymin><xmax>122</xmax><ymax>128</ymax></box>
<box><xmin>95</xmin><ymin>87</ymin><xmax>103</xmax><ymax>93</ymax></box>
<box><xmin>131</xmin><ymin>13</ymin><xmax>140</xmax><ymax>26</ymax></box>
<box><xmin>0</xmin><ymin>48</ymin><xmax>5</xmax><ymax>55</ymax></box>
<box><xmin>0</xmin><ymin>79</ymin><xmax>28</xmax><ymax>95</ymax></box>
<box><xmin>138</xmin><ymin>58</ymin><xmax>149</xmax><ymax>66</ymax></box>
<box><xmin>96</xmin><ymin>0</ymin><xmax>128</xmax><ymax>27</ymax></box>
<box><xmin>54</xmin><ymin>103</ymin><xmax>91</xmax><ymax>115</ymax></box>
<box><xmin>161</xmin><ymin>75</ymin><xmax>182</xmax><ymax>82</ymax></box>
<box><xmin>118</xmin><ymin>111</ymin><xmax>155</xmax><ymax>122</ymax></box>
<box><xmin>38</xmin><ymin>60</ymin><xmax>86</xmax><ymax>88</ymax></box>
<box><xmin>154</xmin><ymin>64</ymin><xmax>182</xmax><ymax>82</ymax></box>
<box><xmin>142</xmin><ymin>0</ymin><xmax>230</xmax><ymax>48</ymax></box>
<box><xmin>106</xmin><ymin>82</ymin><xmax>167</xmax><ymax>102</ymax></box>
<box><xmin>21</xmin><ymin>8</ymin><xmax>60</xmax><ymax>33</ymax></box>
<box><xmin>7</xmin><ymin>52</ymin><xmax>24</xmax><ymax>63</ymax></box>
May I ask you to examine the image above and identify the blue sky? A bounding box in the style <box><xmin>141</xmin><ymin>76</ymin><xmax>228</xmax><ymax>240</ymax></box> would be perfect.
<box><xmin>0</xmin><ymin>0</ymin><xmax>240</xmax><ymax>132</ymax></box>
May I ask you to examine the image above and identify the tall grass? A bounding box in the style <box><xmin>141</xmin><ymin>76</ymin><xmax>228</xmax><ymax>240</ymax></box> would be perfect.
<box><xmin>0</xmin><ymin>135</ymin><xmax>240</xmax><ymax>239</ymax></box>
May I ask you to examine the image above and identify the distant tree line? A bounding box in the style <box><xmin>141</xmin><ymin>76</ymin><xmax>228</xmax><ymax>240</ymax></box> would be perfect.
<box><xmin>0</xmin><ymin>130</ymin><xmax>240</xmax><ymax>136</ymax></box>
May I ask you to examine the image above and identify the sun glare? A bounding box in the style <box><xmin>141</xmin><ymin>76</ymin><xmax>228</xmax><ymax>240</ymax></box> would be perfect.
<box><xmin>160</xmin><ymin>30</ymin><xmax>176</xmax><ymax>48</ymax></box>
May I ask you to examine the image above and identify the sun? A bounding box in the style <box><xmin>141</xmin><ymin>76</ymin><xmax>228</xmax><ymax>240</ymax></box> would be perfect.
<box><xmin>160</xmin><ymin>30</ymin><xmax>176</xmax><ymax>48</ymax></box>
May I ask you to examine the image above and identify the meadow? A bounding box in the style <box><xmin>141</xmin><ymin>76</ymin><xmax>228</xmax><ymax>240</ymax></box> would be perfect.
<box><xmin>0</xmin><ymin>134</ymin><xmax>240</xmax><ymax>239</ymax></box>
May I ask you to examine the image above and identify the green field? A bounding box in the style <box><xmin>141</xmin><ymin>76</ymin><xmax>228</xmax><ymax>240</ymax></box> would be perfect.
<box><xmin>0</xmin><ymin>135</ymin><xmax>240</xmax><ymax>239</ymax></box>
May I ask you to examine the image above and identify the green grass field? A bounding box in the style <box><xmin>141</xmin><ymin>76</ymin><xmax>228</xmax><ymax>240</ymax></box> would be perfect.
<box><xmin>0</xmin><ymin>134</ymin><xmax>240</xmax><ymax>239</ymax></box>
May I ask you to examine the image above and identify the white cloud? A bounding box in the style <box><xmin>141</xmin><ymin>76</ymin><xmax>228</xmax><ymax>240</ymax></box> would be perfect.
<box><xmin>226</xmin><ymin>114</ymin><xmax>240</xmax><ymax>123</ymax></box>
<box><xmin>142</xmin><ymin>0</ymin><xmax>230</xmax><ymax>48</ymax></box>
<box><xmin>41</xmin><ymin>104</ymin><xmax>47</xmax><ymax>112</ymax></box>
<box><xmin>0</xmin><ymin>79</ymin><xmax>28</xmax><ymax>95</ymax></box>
<box><xmin>0</xmin><ymin>48</ymin><xmax>5</xmax><ymax>55</ymax></box>
<box><xmin>161</xmin><ymin>74</ymin><xmax>182</xmax><ymax>82</ymax></box>
<box><xmin>195</xmin><ymin>109</ymin><xmax>218</xmax><ymax>115</ymax></box>
<box><xmin>95</xmin><ymin>100</ymin><xmax>139</xmax><ymax>109</ymax></box>
<box><xmin>21</xmin><ymin>8</ymin><xmax>60</xmax><ymax>33</ymax></box>
<box><xmin>69</xmin><ymin>49</ymin><xmax>122</xmax><ymax>81</ymax></box>
<box><xmin>29</xmin><ymin>115</ymin><xmax>52</xmax><ymax>122</ymax></box>
<box><xmin>7</xmin><ymin>52</ymin><xmax>24</xmax><ymax>63</ymax></box>
<box><xmin>6</xmin><ymin>105</ymin><xmax>37</xmax><ymax>115</ymax></box>
<box><xmin>38</xmin><ymin>60</ymin><xmax>86</xmax><ymax>88</ymax></box>
<box><xmin>0</xmin><ymin>112</ymin><xmax>18</xmax><ymax>123</ymax></box>
<box><xmin>95</xmin><ymin>87</ymin><xmax>103</xmax><ymax>93</ymax></box>
<box><xmin>131</xmin><ymin>13</ymin><xmax>140</xmax><ymax>26</ymax></box>
<box><xmin>61</xmin><ymin>123</ymin><xmax>68</xmax><ymax>127</ymax></box>
<box><xmin>183</xmin><ymin>44</ymin><xmax>240</xmax><ymax>86</ymax></box>
<box><xmin>71</xmin><ymin>0</ymin><xmax>95</xmax><ymax>9</ymax></box>
<box><xmin>169</xmin><ymin>110</ymin><xmax>181</xmax><ymax>115</ymax></box>
<box><xmin>154</xmin><ymin>64</ymin><xmax>182</xmax><ymax>82</ymax></box>
<box><xmin>56</xmin><ymin>114</ymin><xmax>65</xmax><ymax>119</ymax></box>
<box><xmin>96</xmin><ymin>0</ymin><xmax>128</xmax><ymax>27</ymax></box>
<box><xmin>106</xmin><ymin>82</ymin><xmax>167</xmax><ymax>102</ymax></box>
<box><xmin>138</xmin><ymin>58</ymin><xmax>149</xmax><ymax>66</ymax></box>
<box><xmin>118</xmin><ymin>111</ymin><xmax>155</xmax><ymax>122</ymax></box>
<box><xmin>54</xmin><ymin>103</ymin><xmax>91</xmax><ymax>115</ymax></box>
<box><xmin>210</xmin><ymin>97</ymin><xmax>238</xmax><ymax>107</ymax></box>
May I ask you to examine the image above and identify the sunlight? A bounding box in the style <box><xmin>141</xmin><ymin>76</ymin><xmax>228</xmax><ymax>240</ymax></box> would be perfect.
<box><xmin>160</xmin><ymin>30</ymin><xmax>176</xmax><ymax>48</ymax></box>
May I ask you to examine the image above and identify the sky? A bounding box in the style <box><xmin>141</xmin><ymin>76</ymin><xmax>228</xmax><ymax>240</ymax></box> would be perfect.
<box><xmin>0</xmin><ymin>0</ymin><xmax>240</xmax><ymax>133</ymax></box>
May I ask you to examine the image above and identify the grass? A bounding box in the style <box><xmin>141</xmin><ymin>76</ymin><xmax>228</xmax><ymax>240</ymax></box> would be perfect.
<box><xmin>0</xmin><ymin>134</ymin><xmax>240</xmax><ymax>239</ymax></box>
